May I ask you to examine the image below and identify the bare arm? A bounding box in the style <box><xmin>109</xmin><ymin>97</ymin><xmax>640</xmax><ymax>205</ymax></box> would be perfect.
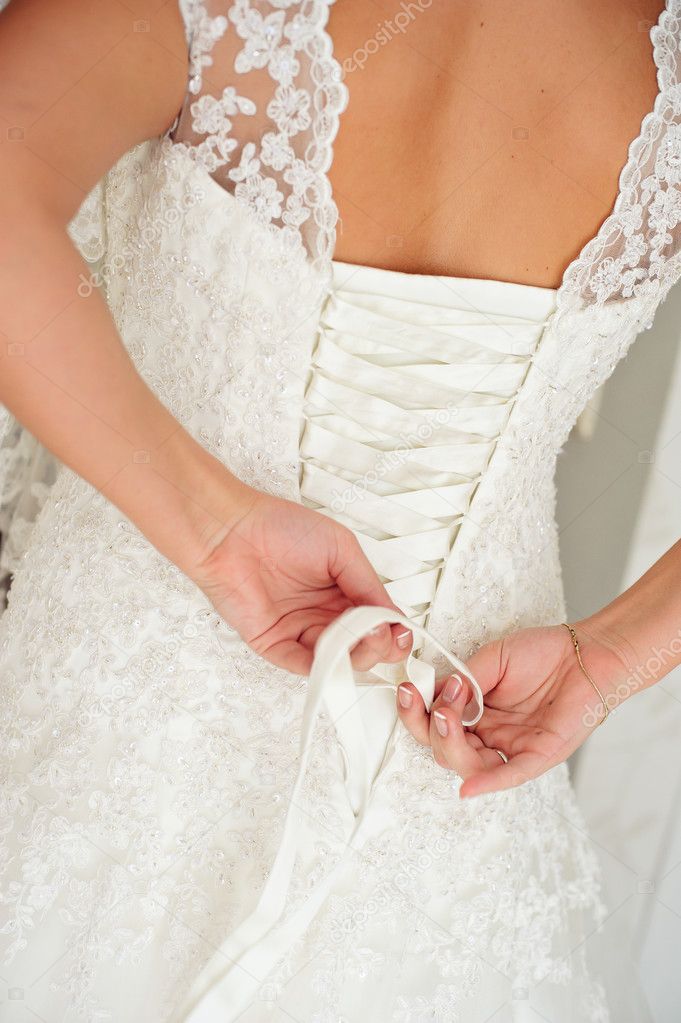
<box><xmin>574</xmin><ymin>537</ymin><xmax>681</xmax><ymax>698</ymax></box>
<box><xmin>0</xmin><ymin>0</ymin><xmax>240</xmax><ymax>573</ymax></box>
<box><xmin>0</xmin><ymin>0</ymin><xmax>412</xmax><ymax>672</ymax></box>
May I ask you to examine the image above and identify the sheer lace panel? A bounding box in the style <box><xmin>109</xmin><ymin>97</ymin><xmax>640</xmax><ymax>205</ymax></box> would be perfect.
<box><xmin>170</xmin><ymin>2</ymin><xmax>681</xmax><ymax>312</ymax></box>
<box><xmin>559</xmin><ymin>0</ymin><xmax>681</xmax><ymax>310</ymax></box>
<box><xmin>170</xmin><ymin>1</ymin><xmax>348</xmax><ymax>270</ymax></box>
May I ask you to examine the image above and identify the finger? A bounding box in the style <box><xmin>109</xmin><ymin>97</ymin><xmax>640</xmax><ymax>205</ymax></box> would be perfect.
<box><xmin>432</xmin><ymin>671</ymin><xmax>469</xmax><ymax>707</ymax></box>
<box><xmin>464</xmin><ymin>637</ymin><xmax>506</xmax><ymax>697</ymax></box>
<box><xmin>432</xmin><ymin>668</ymin><xmax>481</xmax><ymax>726</ymax></box>
<box><xmin>332</xmin><ymin>534</ymin><xmax>392</xmax><ymax>607</ymax></box>
<box><xmin>349</xmin><ymin>616</ymin><xmax>413</xmax><ymax>667</ymax></box>
<box><xmin>384</xmin><ymin>621</ymin><xmax>414</xmax><ymax>662</ymax></box>
<box><xmin>298</xmin><ymin>617</ymin><xmax>391</xmax><ymax>674</ymax></box>
<box><xmin>430</xmin><ymin>680</ymin><xmax>484</xmax><ymax>776</ymax></box>
<box><xmin>349</xmin><ymin>621</ymin><xmax>396</xmax><ymax>671</ymax></box>
<box><xmin>458</xmin><ymin>750</ymin><xmax>548</xmax><ymax>798</ymax></box>
<box><xmin>395</xmin><ymin>681</ymin><xmax>431</xmax><ymax>745</ymax></box>
<box><xmin>298</xmin><ymin>613</ymin><xmax>405</xmax><ymax>674</ymax></box>
<box><xmin>287</xmin><ymin>619</ymin><xmax>396</xmax><ymax>675</ymax></box>
<box><xmin>346</xmin><ymin>621</ymin><xmax>413</xmax><ymax>670</ymax></box>
<box><xmin>331</xmin><ymin>537</ymin><xmax>413</xmax><ymax>661</ymax></box>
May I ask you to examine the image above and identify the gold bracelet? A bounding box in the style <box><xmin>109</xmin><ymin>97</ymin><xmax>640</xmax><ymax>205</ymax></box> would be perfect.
<box><xmin>562</xmin><ymin>622</ymin><xmax>610</xmax><ymax>727</ymax></box>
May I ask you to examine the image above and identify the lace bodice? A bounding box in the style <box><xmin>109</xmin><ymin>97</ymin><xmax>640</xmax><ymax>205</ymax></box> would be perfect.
<box><xmin>4</xmin><ymin>0</ymin><xmax>681</xmax><ymax>585</ymax></box>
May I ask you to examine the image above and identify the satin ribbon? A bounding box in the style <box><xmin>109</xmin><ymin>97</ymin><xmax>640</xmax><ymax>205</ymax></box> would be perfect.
<box><xmin>179</xmin><ymin>605</ymin><xmax>484</xmax><ymax>1022</ymax></box>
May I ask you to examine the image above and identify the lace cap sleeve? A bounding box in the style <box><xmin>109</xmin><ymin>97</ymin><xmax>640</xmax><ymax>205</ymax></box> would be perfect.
<box><xmin>66</xmin><ymin>0</ymin><xmax>201</xmax><ymax>265</ymax></box>
<box><xmin>168</xmin><ymin>0</ymin><xmax>347</xmax><ymax>269</ymax></box>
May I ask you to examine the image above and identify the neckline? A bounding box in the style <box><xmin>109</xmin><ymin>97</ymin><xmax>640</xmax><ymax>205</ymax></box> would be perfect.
<box><xmin>330</xmin><ymin>257</ymin><xmax>559</xmax><ymax>296</ymax></box>
<box><xmin>325</xmin><ymin>0</ymin><xmax>671</xmax><ymax>306</ymax></box>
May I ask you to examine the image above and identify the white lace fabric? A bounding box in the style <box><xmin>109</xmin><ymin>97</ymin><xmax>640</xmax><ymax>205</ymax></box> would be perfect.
<box><xmin>4</xmin><ymin>0</ymin><xmax>681</xmax><ymax>584</ymax></box>
<box><xmin>0</xmin><ymin>1</ymin><xmax>678</xmax><ymax>1020</ymax></box>
<box><xmin>177</xmin><ymin>604</ymin><xmax>486</xmax><ymax>1020</ymax></box>
<box><xmin>173</xmin><ymin>0</ymin><xmax>348</xmax><ymax>270</ymax></box>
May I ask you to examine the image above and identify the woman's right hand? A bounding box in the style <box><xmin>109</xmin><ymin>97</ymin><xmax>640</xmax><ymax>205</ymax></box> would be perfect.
<box><xmin>191</xmin><ymin>485</ymin><xmax>414</xmax><ymax>676</ymax></box>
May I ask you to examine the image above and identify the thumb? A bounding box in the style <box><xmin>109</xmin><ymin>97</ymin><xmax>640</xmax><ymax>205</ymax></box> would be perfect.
<box><xmin>330</xmin><ymin>531</ymin><xmax>413</xmax><ymax>656</ymax></box>
<box><xmin>464</xmin><ymin>636</ymin><xmax>506</xmax><ymax>697</ymax></box>
<box><xmin>331</xmin><ymin>531</ymin><xmax>392</xmax><ymax>607</ymax></box>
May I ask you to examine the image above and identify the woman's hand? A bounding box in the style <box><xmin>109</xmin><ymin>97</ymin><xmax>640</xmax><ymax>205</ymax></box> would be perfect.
<box><xmin>396</xmin><ymin>621</ymin><xmax>633</xmax><ymax>798</ymax></box>
<box><xmin>191</xmin><ymin>486</ymin><xmax>413</xmax><ymax>676</ymax></box>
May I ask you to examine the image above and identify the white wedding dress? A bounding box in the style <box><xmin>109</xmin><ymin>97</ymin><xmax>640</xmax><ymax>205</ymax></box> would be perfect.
<box><xmin>2</xmin><ymin>1</ymin><xmax>680</xmax><ymax>1020</ymax></box>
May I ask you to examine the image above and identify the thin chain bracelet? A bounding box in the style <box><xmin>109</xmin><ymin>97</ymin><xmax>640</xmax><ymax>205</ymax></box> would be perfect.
<box><xmin>562</xmin><ymin>622</ymin><xmax>610</xmax><ymax>727</ymax></box>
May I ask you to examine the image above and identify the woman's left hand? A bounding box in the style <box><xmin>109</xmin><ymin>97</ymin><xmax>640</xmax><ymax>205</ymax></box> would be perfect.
<box><xmin>395</xmin><ymin>621</ymin><xmax>632</xmax><ymax>798</ymax></box>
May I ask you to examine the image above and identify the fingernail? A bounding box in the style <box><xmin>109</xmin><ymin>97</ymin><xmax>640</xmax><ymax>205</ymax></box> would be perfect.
<box><xmin>369</xmin><ymin>624</ymin><xmax>385</xmax><ymax>636</ymax></box>
<box><xmin>441</xmin><ymin>674</ymin><xmax>463</xmax><ymax>704</ymax></box>
<box><xmin>433</xmin><ymin>710</ymin><xmax>448</xmax><ymax>737</ymax></box>
<box><xmin>396</xmin><ymin>629</ymin><xmax>412</xmax><ymax>649</ymax></box>
<box><xmin>397</xmin><ymin>684</ymin><xmax>413</xmax><ymax>709</ymax></box>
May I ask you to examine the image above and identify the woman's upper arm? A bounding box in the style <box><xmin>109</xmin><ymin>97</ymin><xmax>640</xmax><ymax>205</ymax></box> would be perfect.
<box><xmin>0</xmin><ymin>0</ymin><xmax>189</xmax><ymax>225</ymax></box>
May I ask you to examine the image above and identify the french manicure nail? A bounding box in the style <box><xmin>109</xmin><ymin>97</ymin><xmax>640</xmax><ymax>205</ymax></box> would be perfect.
<box><xmin>396</xmin><ymin>629</ymin><xmax>412</xmax><ymax>648</ymax></box>
<box><xmin>397</xmin><ymin>684</ymin><xmax>413</xmax><ymax>708</ymax></box>
<box><xmin>433</xmin><ymin>710</ymin><xmax>448</xmax><ymax>737</ymax></box>
<box><xmin>441</xmin><ymin>674</ymin><xmax>463</xmax><ymax>704</ymax></box>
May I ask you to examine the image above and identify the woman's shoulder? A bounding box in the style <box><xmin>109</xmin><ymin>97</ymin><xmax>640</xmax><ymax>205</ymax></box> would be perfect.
<box><xmin>0</xmin><ymin>0</ymin><xmax>190</xmax><ymax>228</ymax></box>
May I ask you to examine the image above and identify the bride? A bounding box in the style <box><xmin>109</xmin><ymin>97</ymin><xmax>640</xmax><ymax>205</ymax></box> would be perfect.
<box><xmin>0</xmin><ymin>0</ymin><xmax>677</xmax><ymax>1019</ymax></box>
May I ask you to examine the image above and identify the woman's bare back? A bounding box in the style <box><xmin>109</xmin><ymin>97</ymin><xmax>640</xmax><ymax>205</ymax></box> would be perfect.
<box><xmin>328</xmin><ymin>0</ymin><xmax>665</xmax><ymax>288</ymax></box>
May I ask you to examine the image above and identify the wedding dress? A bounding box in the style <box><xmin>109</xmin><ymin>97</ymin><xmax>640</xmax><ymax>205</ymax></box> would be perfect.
<box><xmin>1</xmin><ymin>1</ymin><xmax>679</xmax><ymax>1019</ymax></box>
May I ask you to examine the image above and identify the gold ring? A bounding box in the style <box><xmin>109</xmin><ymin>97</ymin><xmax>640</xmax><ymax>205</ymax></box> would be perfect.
<box><xmin>493</xmin><ymin>748</ymin><xmax>508</xmax><ymax>763</ymax></box>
